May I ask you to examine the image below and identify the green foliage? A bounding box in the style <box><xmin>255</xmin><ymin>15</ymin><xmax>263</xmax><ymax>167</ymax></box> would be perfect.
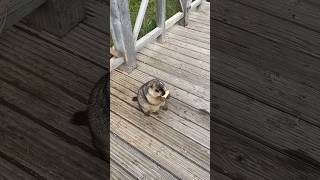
<box><xmin>111</xmin><ymin>0</ymin><xmax>181</xmax><ymax>46</ymax></box>
<box><xmin>129</xmin><ymin>0</ymin><xmax>181</xmax><ymax>38</ymax></box>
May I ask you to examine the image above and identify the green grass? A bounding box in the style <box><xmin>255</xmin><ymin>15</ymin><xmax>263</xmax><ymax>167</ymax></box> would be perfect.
<box><xmin>111</xmin><ymin>0</ymin><xmax>181</xmax><ymax>45</ymax></box>
<box><xmin>129</xmin><ymin>0</ymin><xmax>181</xmax><ymax>39</ymax></box>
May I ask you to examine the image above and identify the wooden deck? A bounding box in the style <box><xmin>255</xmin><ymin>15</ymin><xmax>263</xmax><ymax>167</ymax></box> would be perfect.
<box><xmin>110</xmin><ymin>2</ymin><xmax>212</xmax><ymax>179</ymax></box>
<box><xmin>213</xmin><ymin>0</ymin><xmax>320</xmax><ymax>179</ymax></box>
<box><xmin>0</xmin><ymin>0</ymin><xmax>108</xmax><ymax>179</ymax></box>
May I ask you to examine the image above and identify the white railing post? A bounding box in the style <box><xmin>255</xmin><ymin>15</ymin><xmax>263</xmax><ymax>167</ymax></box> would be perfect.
<box><xmin>180</xmin><ymin>0</ymin><xmax>191</xmax><ymax>26</ymax></box>
<box><xmin>110</xmin><ymin>0</ymin><xmax>137</xmax><ymax>72</ymax></box>
<box><xmin>156</xmin><ymin>0</ymin><xmax>166</xmax><ymax>43</ymax></box>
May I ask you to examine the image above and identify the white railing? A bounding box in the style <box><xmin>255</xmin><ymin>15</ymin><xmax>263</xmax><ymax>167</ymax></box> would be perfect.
<box><xmin>110</xmin><ymin>0</ymin><xmax>203</xmax><ymax>72</ymax></box>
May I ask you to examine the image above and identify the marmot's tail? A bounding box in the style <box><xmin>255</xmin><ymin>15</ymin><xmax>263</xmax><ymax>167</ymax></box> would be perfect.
<box><xmin>132</xmin><ymin>96</ymin><xmax>138</xmax><ymax>101</ymax></box>
<box><xmin>71</xmin><ymin>110</ymin><xmax>89</xmax><ymax>125</ymax></box>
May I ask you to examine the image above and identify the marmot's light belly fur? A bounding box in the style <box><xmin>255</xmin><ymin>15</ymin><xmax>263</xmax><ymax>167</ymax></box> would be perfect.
<box><xmin>137</xmin><ymin>87</ymin><xmax>165</xmax><ymax>113</ymax></box>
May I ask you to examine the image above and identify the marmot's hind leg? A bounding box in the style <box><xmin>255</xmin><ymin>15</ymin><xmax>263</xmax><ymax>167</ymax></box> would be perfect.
<box><xmin>162</xmin><ymin>103</ymin><xmax>168</xmax><ymax>111</ymax></box>
<box><xmin>139</xmin><ymin>104</ymin><xmax>151</xmax><ymax>116</ymax></box>
<box><xmin>144</xmin><ymin>111</ymin><xmax>151</xmax><ymax>116</ymax></box>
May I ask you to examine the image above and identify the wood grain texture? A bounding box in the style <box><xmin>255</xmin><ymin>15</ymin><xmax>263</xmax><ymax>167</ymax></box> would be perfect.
<box><xmin>164</xmin><ymin>36</ymin><xmax>210</xmax><ymax>55</ymax></box>
<box><xmin>213</xmin><ymin>20</ymin><xmax>320</xmax><ymax>127</ymax></box>
<box><xmin>212</xmin><ymin>121</ymin><xmax>320</xmax><ymax>180</ymax></box>
<box><xmin>0</xmin><ymin>1</ymin><xmax>109</xmax><ymax>178</ymax></box>
<box><xmin>211</xmin><ymin>171</ymin><xmax>232</xmax><ymax>180</ymax></box>
<box><xmin>213</xmin><ymin>79</ymin><xmax>320</xmax><ymax>165</ymax></box>
<box><xmin>212</xmin><ymin>49</ymin><xmax>320</xmax><ymax>152</ymax></box>
<box><xmin>212</xmin><ymin>0</ymin><xmax>320</xmax><ymax>178</ymax></box>
<box><xmin>26</xmin><ymin>0</ymin><xmax>86</xmax><ymax>37</ymax></box>
<box><xmin>110</xmin><ymin>112</ymin><xmax>210</xmax><ymax>180</ymax></box>
<box><xmin>145</xmin><ymin>43</ymin><xmax>210</xmax><ymax>70</ymax></box>
<box><xmin>0</xmin><ymin>61</ymin><xmax>92</xmax><ymax>147</ymax></box>
<box><xmin>4</xmin><ymin>0</ymin><xmax>46</xmax><ymax>30</ymax></box>
<box><xmin>152</xmin><ymin>41</ymin><xmax>210</xmax><ymax>63</ymax></box>
<box><xmin>213</xmin><ymin>0</ymin><xmax>320</xmax><ymax>59</ymax></box>
<box><xmin>0</xmin><ymin>156</ymin><xmax>37</xmax><ymax>180</ymax></box>
<box><xmin>136</xmin><ymin>52</ymin><xmax>209</xmax><ymax>87</ymax></box>
<box><xmin>111</xmin><ymin>133</ymin><xmax>177</xmax><ymax>179</ymax></box>
<box><xmin>222</xmin><ymin>0</ymin><xmax>320</xmax><ymax>33</ymax></box>
<box><xmin>110</xmin><ymin>159</ymin><xmax>137</xmax><ymax>180</ymax></box>
<box><xmin>0</xmin><ymin>104</ymin><xmax>107</xmax><ymax>180</ymax></box>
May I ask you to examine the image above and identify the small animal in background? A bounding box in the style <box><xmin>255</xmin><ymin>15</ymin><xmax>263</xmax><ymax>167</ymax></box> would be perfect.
<box><xmin>72</xmin><ymin>75</ymin><xmax>108</xmax><ymax>160</ymax></box>
<box><xmin>132</xmin><ymin>79</ymin><xmax>170</xmax><ymax>116</ymax></box>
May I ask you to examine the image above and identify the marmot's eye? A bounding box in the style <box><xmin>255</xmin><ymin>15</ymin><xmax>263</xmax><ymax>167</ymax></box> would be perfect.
<box><xmin>155</xmin><ymin>89</ymin><xmax>159</xmax><ymax>93</ymax></box>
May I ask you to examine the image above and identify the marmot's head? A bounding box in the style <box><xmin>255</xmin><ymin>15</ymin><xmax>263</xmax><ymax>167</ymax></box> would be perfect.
<box><xmin>147</xmin><ymin>79</ymin><xmax>167</xmax><ymax>98</ymax></box>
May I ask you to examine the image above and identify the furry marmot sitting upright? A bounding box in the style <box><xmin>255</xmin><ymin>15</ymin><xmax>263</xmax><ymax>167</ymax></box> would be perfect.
<box><xmin>133</xmin><ymin>79</ymin><xmax>170</xmax><ymax>116</ymax></box>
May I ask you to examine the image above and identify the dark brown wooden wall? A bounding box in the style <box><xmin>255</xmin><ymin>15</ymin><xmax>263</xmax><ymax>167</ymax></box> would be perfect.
<box><xmin>212</xmin><ymin>0</ymin><xmax>320</xmax><ymax>179</ymax></box>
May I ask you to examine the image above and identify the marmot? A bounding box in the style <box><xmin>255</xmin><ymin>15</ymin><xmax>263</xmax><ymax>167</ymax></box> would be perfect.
<box><xmin>133</xmin><ymin>79</ymin><xmax>170</xmax><ymax>116</ymax></box>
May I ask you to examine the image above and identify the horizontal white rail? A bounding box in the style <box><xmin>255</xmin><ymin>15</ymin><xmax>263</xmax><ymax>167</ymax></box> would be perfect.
<box><xmin>190</xmin><ymin>0</ymin><xmax>202</xmax><ymax>11</ymax></box>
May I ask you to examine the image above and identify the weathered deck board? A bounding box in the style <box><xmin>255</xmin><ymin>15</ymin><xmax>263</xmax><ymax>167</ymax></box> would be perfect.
<box><xmin>111</xmin><ymin>133</ymin><xmax>177</xmax><ymax>179</ymax></box>
<box><xmin>110</xmin><ymin>160</ymin><xmax>136</xmax><ymax>180</ymax></box>
<box><xmin>0</xmin><ymin>156</ymin><xmax>37</xmax><ymax>180</ymax></box>
<box><xmin>136</xmin><ymin>52</ymin><xmax>209</xmax><ymax>88</ymax></box>
<box><xmin>213</xmin><ymin>0</ymin><xmax>320</xmax><ymax>58</ymax></box>
<box><xmin>110</xmin><ymin>112</ymin><xmax>210</xmax><ymax>180</ymax></box>
<box><xmin>0</xmin><ymin>104</ymin><xmax>107</xmax><ymax>179</ymax></box>
<box><xmin>164</xmin><ymin>37</ymin><xmax>210</xmax><ymax>55</ymax></box>
<box><xmin>144</xmin><ymin>43</ymin><xmax>210</xmax><ymax>70</ymax></box>
<box><xmin>139</xmin><ymin>47</ymin><xmax>209</xmax><ymax>75</ymax></box>
<box><xmin>213</xmin><ymin>0</ymin><xmax>320</xmax><ymax>178</ymax></box>
<box><xmin>212</xmin><ymin>122</ymin><xmax>320</xmax><ymax>180</ymax></box>
<box><xmin>4</xmin><ymin>0</ymin><xmax>46</xmax><ymax>30</ymax></box>
<box><xmin>110</xmin><ymin>2</ymin><xmax>211</xmax><ymax>179</ymax></box>
<box><xmin>0</xmin><ymin>65</ymin><xmax>92</xmax><ymax>147</ymax></box>
<box><xmin>152</xmin><ymin>41</ymin><xmax>210</xmax><ymax>63</ymax></box>
<box><xmin>213</xmin><ymin>20</ymin><xmax>320</xmax><ymax>127</ymax></box>
<box><xmin>227</xmin><ymin>0</ymin><xmax>320</xmax><ymax>33</ymax></box>
<box><xmin>0</xmin><ymin>0</ymin><xmax>124</xmax><ymax>179</ymax></box>
<box><xmin>213</xmin><ymin>79</ymin><xmax>320</xmax><ymax>164</ymax></box>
